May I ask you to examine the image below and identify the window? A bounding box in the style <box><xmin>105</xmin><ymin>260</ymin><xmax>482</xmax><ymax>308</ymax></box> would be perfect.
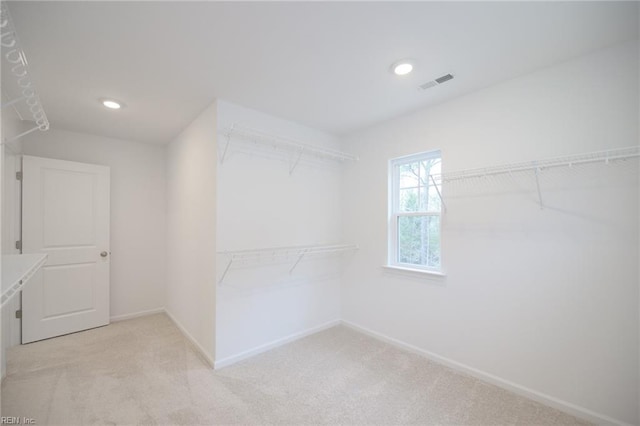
<box><xmin>389</xmin><ymin>150</ymin><xmax>442</xmax><ymax>272</ymax></box>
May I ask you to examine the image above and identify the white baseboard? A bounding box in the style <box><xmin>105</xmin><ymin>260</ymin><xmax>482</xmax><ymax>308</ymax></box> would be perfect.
<box><xmin>214</xmin><ymin>319</ymin><xmax>341</xmax><ymax>369</ymax></box>
<box><xmin>163</xmin><ymin>309</ymin><xmax>215</xmax><ymax>368</ymax></box>
<box><xmin>341</xmin><ymin>319</ymin><xmax>630</xmax><ymax>426</ymax></box>
<box><xmin>110</xmin><ymin>307</ymin><xmax>165</xmax><ymax>323</ymax></box>
<box><xmin>113</xmin><ymin>308</ymin><xmax>216</xmax><ymax>370</ymax></box>
<box><xmin>104</xmin><ymin>310</ymin><xmax>631</xmax><ymax>425</ymax></box>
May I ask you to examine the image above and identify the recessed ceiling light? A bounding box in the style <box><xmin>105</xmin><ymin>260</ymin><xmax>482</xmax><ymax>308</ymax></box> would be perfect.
<box><xmin>101</xmin><ymin>99</ymin><xmax>122</xmax><ymax>110</ymax></box>
<box><xmin>391</xmin><ymin>60</ymin><xmax>414</xmax><ymax>76</ymax></box>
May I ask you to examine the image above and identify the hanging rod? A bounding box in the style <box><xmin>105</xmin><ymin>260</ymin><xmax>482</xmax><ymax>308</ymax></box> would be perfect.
<box><xmin>217</xmin><ymin>243</ymin><xmax>358</xmax><ymax>284</ymax></box>
<box><xmin>218</xmin><ymin>243</ymin><xmax>358</xmax><ymax>256</ymax></box>
<box><xmin>431</xmin><ymin>145</ymin><xmax>639</xmax><ymax>184</ymax></box>
<box><xmin>0</xmin><ymin>2</ymin><xmax>49</xmax><ymax>144</ymax></box>
<box><xmin>219</xmin><ymin>124</ymin><xmax>358</xmax><ymax>172</ymax></box>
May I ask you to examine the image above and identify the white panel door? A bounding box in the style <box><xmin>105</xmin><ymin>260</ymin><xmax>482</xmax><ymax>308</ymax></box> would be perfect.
<box><xmin>22</xmin><ymin>155</ymin><xmax>110</xmax><ymax>343</ymax></box>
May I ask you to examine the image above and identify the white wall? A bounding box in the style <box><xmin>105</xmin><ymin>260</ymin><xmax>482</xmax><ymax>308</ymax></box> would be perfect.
<box><xmin>166</xmin><ymin>102</ymin><xmax>217</xmax><ymax>365</ymax></box>
<box><xmin>1</xmin><ymin>114</ymin><xmax>27</xmax><ymax>379</ymax></box>
<box><xmin>21</xmin><ymin>128</ymin><xmax>167</xmax><ymax>320</ymax></box>
<box><xmin>1</xmin><ymin>114</ymin><xmax>24</xmax><ymax>256</ymax></box>
<box><xmin>215</xmin><ymin>101</ymin><xmax>343</xmax><ymax>365</ymax></box>
<box><xmin>636</xmin><ymin>13</ymin><xmax>640</xmax><ymax>424</ymax></box>
<box><xmin>341</xmin><ymin>41</ymin><xmax>639</xmax><ymax>425</ymax></box>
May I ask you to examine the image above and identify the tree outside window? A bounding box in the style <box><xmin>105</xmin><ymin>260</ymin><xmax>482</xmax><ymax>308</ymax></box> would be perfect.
<box><xmin>389</xmin><ymin>151</ymin><xmax>442</xmax><ymax>271</ymax></box>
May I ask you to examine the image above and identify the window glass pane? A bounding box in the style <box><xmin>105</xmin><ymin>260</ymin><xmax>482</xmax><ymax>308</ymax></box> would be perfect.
<box><xmin>398</xmin><ymin>215</ymin><xmax>441</xmax><ymax>268</ymax></box>
<box><xmin>419</xmin><ymin>158</ymin><xmax>440</xmax><ymax>183</ymax></box>
<box><xmin>419</xmin><ymin>159</ymin><xmax>442</xmax><ymax>212</ymax></box>
<box><xmin>420</xmin><ymin>185</ymin><xmax>442</xmax><ymax>212</ymax></box>
<box><xmin>399</xmin><ymin>188</ymin><xmax>419</xmax><ymax>212</ymax></box>
<box><xmin>423</xmin><ymin>158</ymin><xmax>441</xmax><ymax>176</ymax></box>
<box><xmin>399</xmin><ymin>162</ymin><xmax>420</xmax><ymax>189</ymax></box>
<box><xmin>391</xmin><ymin>150</ymin><xmax>442</xmax><ymax>271</ymax></box>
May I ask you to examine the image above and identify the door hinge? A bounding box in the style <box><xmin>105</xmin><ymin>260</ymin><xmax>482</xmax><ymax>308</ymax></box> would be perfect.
<box><xmin>15</xmin><ymin>240</ymin><xmax>21</xmax><ymax>250</ymax></box>
<box><xmin>15</xmin><ymin>309</ymin><xmax>22</xmax><ymax>319</ymax></box>
<box><xmin>15</xmin><ymin>171</ymin><xmax>22</xmax><ymax>181</ymax></box>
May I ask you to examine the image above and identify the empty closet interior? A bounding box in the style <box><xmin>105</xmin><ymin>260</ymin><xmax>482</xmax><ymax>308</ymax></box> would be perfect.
<box><xmin>0</xmin><ymin>2</ymin><xmax>639</xmax><ymax>425</ymax></box>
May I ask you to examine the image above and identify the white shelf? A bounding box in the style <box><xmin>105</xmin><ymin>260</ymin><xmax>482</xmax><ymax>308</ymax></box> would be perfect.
<box><xmin>433</xmin><ymin>146</ymin><xmax>639</xmax><ymax>184</ymax></box>
<box><xmin>429</xmin><ymin>146</ymin><xmax>639</xmax><ymax>209</ymax></box>
<box><xmin>219</xmin><ymin>125</ymin><xmax>358</xmax><ymax>174</ymax></box>
<box><xmin>0</xmin><ymin>3</ymin><xmax>50</xmax><ymax>143</ymax></box>
<box><xmin>217</xmin><ymin>243</ymin><xmax>358</xmax><ymax>284</ymax></box>
<box><xmin>1</xmin><ymin>253</ymin><xmax>47</xmax><ymax>308</ymax></box>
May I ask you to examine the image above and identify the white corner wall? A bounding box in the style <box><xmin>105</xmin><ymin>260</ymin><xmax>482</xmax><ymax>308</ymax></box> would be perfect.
<box><xmin>166</xmin><ymin>101</ymin><xmax>217</xmax><ymax>365</ymax></box>
<box><xmin>214</xmin><ymin>101</ymin><xmax>342</xmax><ymax>366</ymax></box>
<box><xmin>341</xmin><ymin>41</ymin><xmax>639</xmax><ymax>425</ymax></box>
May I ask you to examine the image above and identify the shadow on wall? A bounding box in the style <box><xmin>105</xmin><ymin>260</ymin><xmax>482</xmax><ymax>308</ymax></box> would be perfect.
<box><xmin>444</xmin><ymin>159</ymin><xmax>638</xmax><ymax>242</ymax></box>
<box><xmin>216</xmin><ymin>254</ymin><xmax>354</xmax><ymax>295</ymax></box>
<box><xmin>217</xmin><ymin>131</ymin><xmax>348</xmax><ymax>174</ymax></box>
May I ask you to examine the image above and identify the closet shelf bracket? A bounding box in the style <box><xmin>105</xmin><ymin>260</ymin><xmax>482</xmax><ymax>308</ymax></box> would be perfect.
<box><xmin>219</xmin><ymin>257</ymin><xmax>234</xmax><ymax>285</ymax></box>
<box><xmin>217</xmin><ymin>243</ymin><xmax>358</xmax><ymax>285</ymax></box>
<box><xmin>534</xmin><ymin>166</ymin><xmax>543</xmax><ymax>209</ymax></box>
<box><xmin>429</xmin><ymin>174</ymin><xmax>447</xmax><ymax>213</ymax></box>
<box><xmin>289</xmin><ymin>248</ymin><xmax>308</xmax><ymax>274</ymax></box>
<box><xmin>0</xmin><ymin>2</ymin><xmax>50</xmax><ymax>143</ymax></box>
<box><xmin>219</xmin><ymin>124</ymin><xmax>358</xmax><ymax>172</ymax></box>
<box><xmin>4</xmin><ymin>124</ymin><xmax>44</xmax><ymax>144</ymax></box>
<box><xmin>429</xmin><ymin>146</ymin><xmax>639</xmax><ymax>211</ymax></box>
<box><xmin>1</xmin><ymin>94</ymin><xmax>26</xmax><ymax>108</ymax></box>
<box><xmin>219</xmin><ymin>125</ymin><xmax>234</xmax><ymax>164</ymax></box>
<box><xmin>433</xmin><ymin>146</ymin><xmax>639</xmax><ymax>184</ymax></box>
<box><xmin>289</xmin><ymin>147</ymin><xmax>305</xmax><ymax>175</ymax></box>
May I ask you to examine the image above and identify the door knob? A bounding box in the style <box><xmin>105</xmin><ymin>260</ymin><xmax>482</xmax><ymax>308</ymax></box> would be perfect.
<box><xmin>100</xmin><ymin>251</ymin><xmax>108</xmax><ymax>258</ymax></box>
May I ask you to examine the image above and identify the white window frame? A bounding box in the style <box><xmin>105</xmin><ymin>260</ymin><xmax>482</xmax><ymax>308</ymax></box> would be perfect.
<box><xmin>388</xmin><ymin>150</ymin><xmax>443</xmax><ymax>274</ymax></box>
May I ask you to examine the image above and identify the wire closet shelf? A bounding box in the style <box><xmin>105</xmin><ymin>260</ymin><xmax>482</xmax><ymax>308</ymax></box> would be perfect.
<box><xmin>217</xmin><ymin>243</ymin><xmax>358</xmax><ymax>285</ymax></box>
<box><xmin>219</xmin><ymin>124</ymin><xmax>358</xmax><ymax>174</ymax></box>
<box><xmin>432</xmin><ymin>146</ymin><xmax>639</xmax><ymax>183</ymax></box>
<box><xmin>1</xmin><ymin>253</ymin><xmax>47</xmax><ymax>308</ymax></box>
<box><xmin>428</xmin><ymin>145</ymin><xmax>639</xmax><ymax>210</ymax></box>
<box><xmin>1</xmin><ymin>2</ymin><xmax>49</xmax><ymax>143</ymax></box>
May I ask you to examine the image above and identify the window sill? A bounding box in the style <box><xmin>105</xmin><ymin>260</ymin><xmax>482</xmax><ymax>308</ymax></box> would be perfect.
<box><xmin>382</xmin><ymin>265</ymin><xmax>446</xmax><ymax>278</ymax></box>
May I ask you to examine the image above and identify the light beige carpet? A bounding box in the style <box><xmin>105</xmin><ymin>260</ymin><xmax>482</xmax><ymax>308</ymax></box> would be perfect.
<box><xmin>2</xmin><ymin>314</ymin><xmax>590</xmax><ymax>425</ymax></box>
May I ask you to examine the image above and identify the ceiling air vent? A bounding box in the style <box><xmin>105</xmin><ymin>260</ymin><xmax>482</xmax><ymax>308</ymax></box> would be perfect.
<box><xmin>419</xmin><ymin>73</ymin><xmax>454</xmax><ymax>90</ymax></box>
